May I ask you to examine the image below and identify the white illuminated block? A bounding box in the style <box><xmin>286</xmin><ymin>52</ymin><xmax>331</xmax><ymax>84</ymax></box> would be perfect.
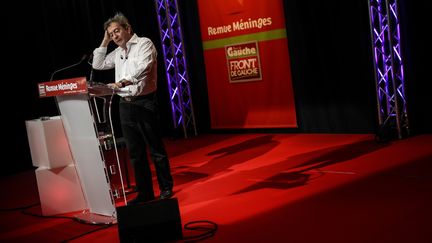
<box><xmin>25</xmin><ymin>116</ymin><xmax>73</xmax><ymax>168</ymax></box>
<box><xmin>35</xmin><ymin>165</ymin><xmax>87</xmax><ymax>216</ymax></box>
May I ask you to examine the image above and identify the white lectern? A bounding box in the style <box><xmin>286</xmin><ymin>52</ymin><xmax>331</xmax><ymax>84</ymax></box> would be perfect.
<box><xmin>30</xmin><ymin>77</ymin><xmax>127</xmax><ymax>224</ymax></box>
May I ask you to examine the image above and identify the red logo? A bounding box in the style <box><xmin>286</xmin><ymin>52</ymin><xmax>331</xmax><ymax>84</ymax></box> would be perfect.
<box><xmin>225</xmin><ymin>41</ymin><xmax>262</xmax><ymax>83</ymax></box>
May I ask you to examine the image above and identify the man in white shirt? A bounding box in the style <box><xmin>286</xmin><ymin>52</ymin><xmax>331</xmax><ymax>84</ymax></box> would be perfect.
<box><xmin>92</xmin><ymin>13</ymin><xmax>174</xmax><ymax>204</ymax></box>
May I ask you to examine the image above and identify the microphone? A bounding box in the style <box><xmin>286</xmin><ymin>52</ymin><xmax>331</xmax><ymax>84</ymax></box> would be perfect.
<box><xmin>88</xmin><ymin>54</ymin><xmax>94</xmax><ymax>86</ymax></box>
<box><xmin>50</xmin><ymin>54</ymin><xmax>88</xmax><ymax>81</ymax></box>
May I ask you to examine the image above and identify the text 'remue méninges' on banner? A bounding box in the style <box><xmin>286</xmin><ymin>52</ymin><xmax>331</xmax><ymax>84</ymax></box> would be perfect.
<box><xmin>38</xmin><ymin>77</ymin><xmax>88</xmax><ymax>98</ymax></box>
<box><xmin>197</xmin><ymin>0</ymin><xmax>297</xmax><ymax>128</ymax></box>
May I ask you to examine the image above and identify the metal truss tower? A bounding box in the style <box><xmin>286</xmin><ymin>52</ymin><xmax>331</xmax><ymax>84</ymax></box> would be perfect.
<box><xmin>154</xmin><ymin>0</ymin><xmax>197</xmax><ymax>138</ymax></box>
<box><xmin>368</xmin><ymin>0</ymin><xmax>409</xmax><ymax>139</ymax></box>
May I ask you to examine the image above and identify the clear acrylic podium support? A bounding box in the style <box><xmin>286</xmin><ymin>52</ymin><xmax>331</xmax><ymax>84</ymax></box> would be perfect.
<box><xmin>88</xmin><ymin>83</ymin><xmax>129</xmax><ymax>205</ymax></box>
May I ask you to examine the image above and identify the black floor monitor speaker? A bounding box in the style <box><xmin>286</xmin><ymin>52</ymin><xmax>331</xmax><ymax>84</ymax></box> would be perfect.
<box><xmin>117</xmin><ymin>198</ymin><xmax>183</xmax><ymax>242</ymax></box>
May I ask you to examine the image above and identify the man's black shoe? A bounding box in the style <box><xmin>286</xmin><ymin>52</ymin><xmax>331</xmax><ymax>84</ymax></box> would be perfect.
<box><xmin>159</xmin><ymin>190</ymin><xmax>173</xmax><ymax>200</ymax></box>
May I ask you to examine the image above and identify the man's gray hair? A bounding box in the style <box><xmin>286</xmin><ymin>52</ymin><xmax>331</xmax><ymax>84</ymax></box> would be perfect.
<box><xmin>104</xmin><ymin>12</ymin><xmax>131</xmax><ymax>31</ymax></box>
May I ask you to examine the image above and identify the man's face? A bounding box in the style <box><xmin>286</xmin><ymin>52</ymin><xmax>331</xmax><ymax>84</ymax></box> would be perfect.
<box><xmin>107</xmin><ymin>22</ymin><xmax>131</xmax><ymax>48</ymax></box>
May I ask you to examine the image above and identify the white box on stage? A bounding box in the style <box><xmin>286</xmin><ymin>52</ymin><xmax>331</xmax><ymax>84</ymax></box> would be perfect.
<box><xmin>25</xmin><ymin>116</ymin><xmax>73</xmax><ymax>168</ymax></box>
<box><xmin>35</xmin><ymin>164</ymin><xmax>87</xmax><ymax>216</ymax></box>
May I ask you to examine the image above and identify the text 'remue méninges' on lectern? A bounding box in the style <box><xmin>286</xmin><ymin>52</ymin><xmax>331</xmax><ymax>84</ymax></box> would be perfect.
<box><xmin>38</xmin><ymin>77</ymin><xmax>88</xmax><ymax>97</ymax></box>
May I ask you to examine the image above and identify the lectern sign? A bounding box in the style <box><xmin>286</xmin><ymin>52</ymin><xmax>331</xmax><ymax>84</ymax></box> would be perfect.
<box><xmin>38</xmin><ymin>77</ymin><xmax>88</xmax><ymax>98</ymax></box>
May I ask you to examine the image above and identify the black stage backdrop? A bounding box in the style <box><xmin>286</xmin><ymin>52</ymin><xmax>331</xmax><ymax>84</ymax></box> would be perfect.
<box><xmin>3</xmin><ymin>0</ymin><xmax>430</xmax><ymax>175</ymax></box>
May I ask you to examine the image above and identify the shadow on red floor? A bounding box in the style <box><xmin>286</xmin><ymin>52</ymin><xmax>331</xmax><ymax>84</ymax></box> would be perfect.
<box><xmin>1</xmin><ymin>133</ymin><xmax>431</xmax><ymax>242</ymax></box>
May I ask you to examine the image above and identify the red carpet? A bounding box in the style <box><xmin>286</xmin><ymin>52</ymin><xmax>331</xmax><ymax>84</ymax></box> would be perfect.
<box><xmin>1</xmin><ymin>133</ymin><xmax>431</xmax><ymax>242</ymax></box>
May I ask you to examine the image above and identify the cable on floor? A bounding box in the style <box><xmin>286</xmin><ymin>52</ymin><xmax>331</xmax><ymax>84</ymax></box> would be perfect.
<box><xmin>0</xmin><ymin>202</ymin><xmax>40</xmax><ymax>211</ymax></box>
<box><xmin>182</xmin><ymin>220</ymin><xmax>218</xmax><ymax>242</ymax></box>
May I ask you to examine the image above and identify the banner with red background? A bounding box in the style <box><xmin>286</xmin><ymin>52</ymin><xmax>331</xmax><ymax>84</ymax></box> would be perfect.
<box><xmin>38</xmin><ymin>77</ymin><xmax>87</xmax><ymax>98</ymax></box>
<box><xmin>197</xmin><ymin>0</ymin><xmax>297</xmax><ymax>128</ymax></box>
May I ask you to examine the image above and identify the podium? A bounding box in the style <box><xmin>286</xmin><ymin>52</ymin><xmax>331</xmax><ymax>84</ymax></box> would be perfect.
<box><xmin>28</xmin><ymin>77</ymin><xmax>129</xmax><ymax>224</ymax></box>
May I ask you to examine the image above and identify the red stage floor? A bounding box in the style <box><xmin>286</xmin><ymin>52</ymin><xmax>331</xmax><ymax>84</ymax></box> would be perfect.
<box><xmin>1</xmin><ymin>133</ymin><xmax>431</xmax><ymax>242</ymax></box>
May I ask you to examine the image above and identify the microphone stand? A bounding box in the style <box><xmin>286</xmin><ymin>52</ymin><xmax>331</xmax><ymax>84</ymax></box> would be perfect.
<box><xmin>50</xmin><ymin>54</ymin><xmax>87</xmax><ymax>81</ymax></box>
<box><xmin>87</xmin><ymin>53</ymin><xmax>95</xmax><ymax>87</ymax></box>
<box><xmin>49</xmin><ymin>54</ymin><xmax>87</xmax><ymax>115</ymax></box>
